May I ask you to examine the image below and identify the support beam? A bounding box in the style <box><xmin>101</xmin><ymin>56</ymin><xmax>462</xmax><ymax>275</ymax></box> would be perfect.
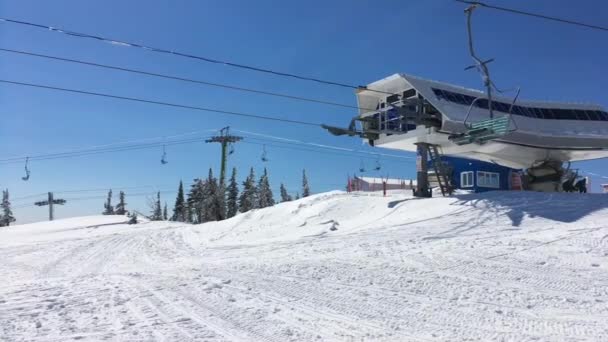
<box><xmin>413</xmin><ymin>143</ymin><xmax>432</xmax><ymax>198</ymax></box>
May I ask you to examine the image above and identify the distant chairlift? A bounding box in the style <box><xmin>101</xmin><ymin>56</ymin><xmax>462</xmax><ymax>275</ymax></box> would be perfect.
<box><xmin>160</xmin><ymin>145</ymin><xmax>168</xmax><ymax>165</ymax></box>
<box><xmin>359</xmin><ymin>160</ymin><xmax>366</xmax><ymax>173</ymax></box>
<box><xmin>374</xmin><ymin>159</ymin><xmax>381</xmax><ymax>171</ymax></box>
<box><xmin>261</xmin><ymin>145</ymin><xmax>269</xmax><ymax>162</ymax></box>
<box><xmin>21</xmin><ymin>157</ymin><xmax>30</xmax><ymax>181</ymax></box>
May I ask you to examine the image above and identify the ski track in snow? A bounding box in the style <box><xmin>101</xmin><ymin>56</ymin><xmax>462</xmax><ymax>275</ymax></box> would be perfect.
<box><xmin>1</xmin><ymin>191</ymin><xmax>608</xmax><ymax>341</ymax></box>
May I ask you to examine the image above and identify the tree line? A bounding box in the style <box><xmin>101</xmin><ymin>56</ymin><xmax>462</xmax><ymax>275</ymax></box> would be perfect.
<box><xmin>99</xmin><ymin>167</ymin><xmax>311</xmax><ymax>224</ymax></box>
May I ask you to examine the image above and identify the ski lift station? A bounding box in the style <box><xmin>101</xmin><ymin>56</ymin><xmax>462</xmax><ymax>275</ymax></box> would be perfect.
<box><xmin>325</xmin><ymin>74</ymin><xmax>608</xmax><ymax>195</ymax></box>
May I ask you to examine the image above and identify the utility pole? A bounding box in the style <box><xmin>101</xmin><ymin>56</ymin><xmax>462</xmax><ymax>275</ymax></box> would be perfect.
<box><xmin>34</xmin><ymin>192</ymin><xmax>66</xmax><ymax>221</ymax></box>
<box><xmin>205</xmin><ymin>126</ymin><xmax>243</xmax><ymax>187</ymax></box>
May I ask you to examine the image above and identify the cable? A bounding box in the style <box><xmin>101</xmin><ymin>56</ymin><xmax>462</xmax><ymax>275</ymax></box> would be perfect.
<box><xmin>0</xmin><ymin>79</ymin><xmax>322</xmax><ymax>127</ymax></box>
<box><xmin>0</xmin><ymin>18</ymin><xmax>394</xmax><ymax>95</ymax></box>
<box><xmin>236</xmin><ymin>130</ymin><xmax>412</xmax><ymax>159</ymax></box>
<box><xmin>0</xmin><ymin>48</ymin><xmax>376</xmax><ymax>113</ymax></box>
<box><xmin>242</xmin><ymin>140</ymin><xmax>410</xmax><ymax>162</ymax></box>
<box><xmin>455</xmin><ymin>1</ymin><xmax>608</xmax><ymax>32</ymax></box>
<box><xmin>0</xmin><ymin>136</ymin><xmax>210</xmax><ymax>164</ymax></box>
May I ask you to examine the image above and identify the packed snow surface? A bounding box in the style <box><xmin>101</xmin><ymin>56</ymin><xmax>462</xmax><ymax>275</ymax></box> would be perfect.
<box><xmin>1</xmin><ymin>191</ymin><xmax>608</xmax><ymax>341</ymax></box>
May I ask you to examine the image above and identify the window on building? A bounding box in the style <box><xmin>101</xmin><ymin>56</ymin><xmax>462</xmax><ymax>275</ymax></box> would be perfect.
<box><xmin>477</xmin><ymin>171</ymin><xmax>500</xmax><ymax>188</ymax></box>
<box><xmin>460</xmin><ymin>171</ymin><xmax>474</xmax><ymax>188</ymax></box>
<box><xmin>431</xmin><ymin>87</ymin><xmax>608</xmax><ymax>121</ymax></box>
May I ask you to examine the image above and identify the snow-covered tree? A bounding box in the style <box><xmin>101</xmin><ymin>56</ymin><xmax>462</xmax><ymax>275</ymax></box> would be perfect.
<box><xmin>0</xmin><ymin>189</ymin><xmax>16</xmax><ymax>227</ymax></box>
<box><xmin>203</xmin><ymin>168</ymin><xmax>226</xmax><ymax>222</ymax></box>
<box><xmin>103</xmin><ymin>189</ymin><xmax>114</xmax><ymax>215</ymax></box>
<box><xmin>171</xmin><ymin>180</ymin><xmax>188</xmax><ymax>222</ymax></box>
<box><xmin>150</xmin><ymin>192</ymin><xmax>163</xmax><ymax>221</ymax></box>
<box><xmin>238</xmin><ymin>167</ymin><xmax>257</xmax><ymax>213</ymax></box>
<box><xmin>302</xmin><ymin>169</ymin><xmax>311</xmax><ymax>197</ymax></box>
<box><xmin>187</xmin><ymin>178</ymin><xmax>205</xmax><ymax>223</ymax></box>
<box><xmin>115</xmin><ymin>191</ymin><xmax>127</xmax><ymax>215</ymax></box>
<box><xmin>163</xmin><ymin>202</ymin><xmax>168</xmax><ymax>221</ymax></box>
<box><xmin>280</xmin><ymin>183</ymin><xmax>292</xmax><ymax>202</ymax></box>
<box><xmin>226</xmin><ymin>167</ymin><xmax>239</xmax><ymax>218</ymax></box>
<box><xmin>257</xmin><ymin>168</ymin><xmax>274</xmax><ymax>208</ymax></box>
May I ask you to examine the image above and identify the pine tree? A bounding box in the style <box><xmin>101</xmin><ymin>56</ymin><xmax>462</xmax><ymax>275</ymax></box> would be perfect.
<box><xmin>203</xmin><ymin>168</ymin><xmax>226</xmax><ymax>222</ymax></box>
<box><xmin>257</xmin><ymin>168</ymin><xmax>274</xmax><ymax>208</ymax></box>
<box><xmin>0</xmin><ymin>189</ymin><xmax>16</xmax><ymax>227</ymax></box>
<box><xmin>295</xmin><ymin>192</ymin><xmax>300</xmax><ymax>200</ymax></box>
<box><xmin>151</xmin><ymin>192</ymin><xmax>163</xmax><ymax>220</ymax></box>
<box><xmin>187</xmin><ymin>178</ymin><xmax>205</xmax><ymax>223</ymax></box>
<box><xmin>302</xmin><ymin>169</ymin><xmax>311</xmax><ymax>197</ymax></box>
<box><xmin>115</xmin><ymin>191</ymin><xmax>127</xmax><ymax>215</ymax></box>
<box><xmin>238</xmin><ymin>167</ymin><xmax>258</xmax><ymax>213</ymax></box>
<box><xmin>226</xmin><ymin>167</ymin><xmax>239</xmax><ymax>218</ymax></box>
<box><xmin>163</xmin><ymin>202</ymin><xmax>168</xmax><ymax>220</ymax></box>
<box><xmin>171</xmin><ymin>180</ymin><xmax>187</xmax><ymax>222</ymax></box>
<box><xmin>103</xmin><ymin>189</ymin><xmax>114</xmax><ymax>215</ymax></box>
<box><xmin>280</xmin><ymin>183</ymin><xmax>292</xmax><ymax>202</ymax></box>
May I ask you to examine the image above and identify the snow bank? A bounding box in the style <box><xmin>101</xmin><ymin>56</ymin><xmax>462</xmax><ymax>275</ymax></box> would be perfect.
<box><xmin>1</xmin><ymin>190</ymin><xmax>608</xmax><ymax>341</ymax></box>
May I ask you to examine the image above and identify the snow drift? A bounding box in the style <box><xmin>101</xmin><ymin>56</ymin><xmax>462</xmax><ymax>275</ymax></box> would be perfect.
<box><xmin>1</xmin><ymin>190</ymin><xmax>607</xmax><ymax>341</ymax></box>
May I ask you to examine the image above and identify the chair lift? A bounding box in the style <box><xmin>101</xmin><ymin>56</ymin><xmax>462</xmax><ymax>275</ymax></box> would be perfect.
<box><xmin>359</xmin><ymin>160</ymin><xmax>366</xmax><ymax>173</ymax></box>
<box><xmin>261</xmin><ymin>145</ymin><xmax>269</xmax><ymax>162</ymax></box>
<box><xmin>229</xmin><ymin>143</ymin><xmax>235</xmax><ymax>155</ymax></box>
<box><xmin>449</xmin><ymin>4</ymin><xmax>520</xmax><ymax>146</ymax></box>
<box><xmin>374</xmin><ymin>158</ymin><xmax>381</xmax><ymax>171</ymax></box>
<box><xmin>22</xmin><ymin>157</ymin><xmax>30</xmax><ymax>181</ymax></box>
<box><xmin>160</xmin><ymin>145</ymin><xmax>168</xmax><ymax>164</ymax></box>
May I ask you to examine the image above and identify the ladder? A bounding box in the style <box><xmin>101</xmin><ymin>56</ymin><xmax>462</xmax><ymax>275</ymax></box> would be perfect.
<box><xmin>428</xmin><ymin>145</ymin><xmax>453</xmax><ymax>196</ymax></box>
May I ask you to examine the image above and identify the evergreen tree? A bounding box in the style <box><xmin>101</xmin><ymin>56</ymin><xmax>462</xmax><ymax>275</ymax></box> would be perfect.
<box><xmin>280</xmin><ymin>183</ymin><xmax>292</xmax><ymax>202</ymax></box>
<box><xmin>238</xmin><ymin>167</ymin><xmax>258</xmax><ymax>213</ymax></box>
<box><xmin>203</xmin><ymin>168</ymin><xmax>226</xmax><ymax>222</ymax></box>
<box><xmin>171</xmin><ymin>180</ymin><xmax>187</xmax><ymax>222</ymax></box>
<box><xmin>115</xmin><ymin>191</ymin><xmax>127</xmax><ymax>215</ymax></box>
<box><xmin>103</xmin><ymin>189</ymin><xmax>114</xmax><ymax>215</ymax></box>
<box><xmin>0</xmin><ymin>189</ymin><xmax>16</xmax><ymax>227</ymax></box>
<box><xmin>302</xmin><ymin>169</ymin><xmax>311</xmax><ymax>197</ymax></box>
<box><xmin>295</xmin><ymin>192</ymin><xmax>300</xmax><ymax>200</ymax></box>
<box><xmin>150</xmin><ymin>192</ymin><xmax>163</xmax><ymax>220</ymax></box>
<box><xmin>163</xmin><ymin>202</ymin><xmax>168</xmax><ymax>220</ymax></box>
<box><xmin>226</xmin><ymin>167</ymin><xmax>239</xmax><ymax>218</ymax></box>
<box><xmin>187</xmin><ymin>179</ymin><xmax>205</xmax><ymax>223</ymax></box>
<box><xmin>257</xmin><ymin>168</ymin><xmax>274</xmax><ymax>208</ymax></box>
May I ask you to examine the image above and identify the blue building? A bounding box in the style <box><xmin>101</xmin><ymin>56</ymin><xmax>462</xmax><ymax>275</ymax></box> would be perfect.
<box><xmin>431</xmin><ymin>156</ymin><xmax>520</xmax><ymax>193</ymax></box>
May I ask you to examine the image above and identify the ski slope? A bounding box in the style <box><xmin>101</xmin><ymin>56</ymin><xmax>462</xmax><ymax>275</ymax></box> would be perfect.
<box><xmin>1</xmin><ymin>191</ymin><xmax>607</xmax><ymax>341</ymax></box>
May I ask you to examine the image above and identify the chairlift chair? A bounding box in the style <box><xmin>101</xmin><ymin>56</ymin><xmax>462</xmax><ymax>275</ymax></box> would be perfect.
<box><xmin>374</xmin><ymin>159</ymin><xmax>381</xmax><ymax>171</ymax></box>
<box><xmin>160</xmin><ymin>145</ymin><xmax>168</xmax><ymax>165</ymax></box>
<box><xmin>359</xmin><ymin>160</ymin><xmax>366</xmax><ymax>173</ymax></box>
<box><xmin>229</xmin><ymin>143</ymin><xmax>235</xmax><ymax>155</ymax></box>
<box><xmin>21</xmin><ymin>157</ymin><xmax>30</xmax><ymax>181</ymax></box>
<box><xmin>261</xmin><ymin>145</ymin><xmax>269</xmax><ymax>162</ymax></box>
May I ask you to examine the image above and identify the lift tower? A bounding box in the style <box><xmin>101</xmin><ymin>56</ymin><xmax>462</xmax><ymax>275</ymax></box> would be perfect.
<box><xmin>34</xmin><ymin>192</ymin><xmax>66</xmax><ymax>221</ymax></box>
<box><xmin>205</xmin><ymin>127</ymin><xmax>243</xmax><ymax>187</ymax></box>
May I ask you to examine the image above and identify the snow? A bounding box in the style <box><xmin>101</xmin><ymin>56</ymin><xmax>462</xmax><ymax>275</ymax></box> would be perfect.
<box><xmin>1</xmin><ymin>190</ymin><xmax>608</xmax><ymax>341</ymax></box>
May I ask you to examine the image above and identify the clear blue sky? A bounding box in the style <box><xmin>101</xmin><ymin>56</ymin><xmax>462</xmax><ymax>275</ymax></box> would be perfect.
<box><xmin>1</xmin><ymin>0</ymin><xmax>607</xmax><ymax>223</ymax></box>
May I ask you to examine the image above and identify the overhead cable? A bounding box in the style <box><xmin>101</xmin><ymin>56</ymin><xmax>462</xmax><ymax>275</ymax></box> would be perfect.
<box><xmin>0</xmin><ymin>18</ymin><xmax>393</xmax><ymax>94</ymax></box>
<box><xmin>455</xmin><ymin>1</ymin><xmax>608</xmax><ymax>32</ymax></box>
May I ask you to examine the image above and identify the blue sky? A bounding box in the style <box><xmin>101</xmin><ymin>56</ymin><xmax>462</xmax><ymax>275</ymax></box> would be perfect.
<box><xmin>1</xmin><ymin>0</ymin><xmax>607</xmax><ymax>223</ymax></box>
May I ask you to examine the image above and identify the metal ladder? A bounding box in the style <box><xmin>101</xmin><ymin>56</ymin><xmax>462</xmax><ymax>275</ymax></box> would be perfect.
<box><xmin>428</xmin><ymin>145</ymin><xmax>453</xmax><ymax>197</ymax></box>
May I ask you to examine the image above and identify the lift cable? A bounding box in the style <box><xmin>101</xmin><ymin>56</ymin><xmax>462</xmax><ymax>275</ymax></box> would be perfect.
<box><xmin>0</xmin><ymin>48</ymin><xmax>379</xmax><ymax>113</ymax></box>
<box><xmin>0</xmin><ymin>127</ymin><xmax>412</xmax><ymax>166</ymax></box>
<box><xmin>455</xmin><ymin>1</ymin><xmax>608</xmax><ymax>32</ymax></box>
<box><xmin>0</xmin><ymin>18</ymin><xmax>394</xmax><ymax>95</ymax></box>
<box><xmin>0</xmin><ymin>79</ymin><xmax>322</xmax><ymax>127</ymax></box>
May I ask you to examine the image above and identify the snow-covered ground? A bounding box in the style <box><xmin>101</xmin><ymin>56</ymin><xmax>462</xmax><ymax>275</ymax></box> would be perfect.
<box><xmin>1</xmin><ymin>190</ymin><xmax>607</xmax><ymax>341</ymax></box>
